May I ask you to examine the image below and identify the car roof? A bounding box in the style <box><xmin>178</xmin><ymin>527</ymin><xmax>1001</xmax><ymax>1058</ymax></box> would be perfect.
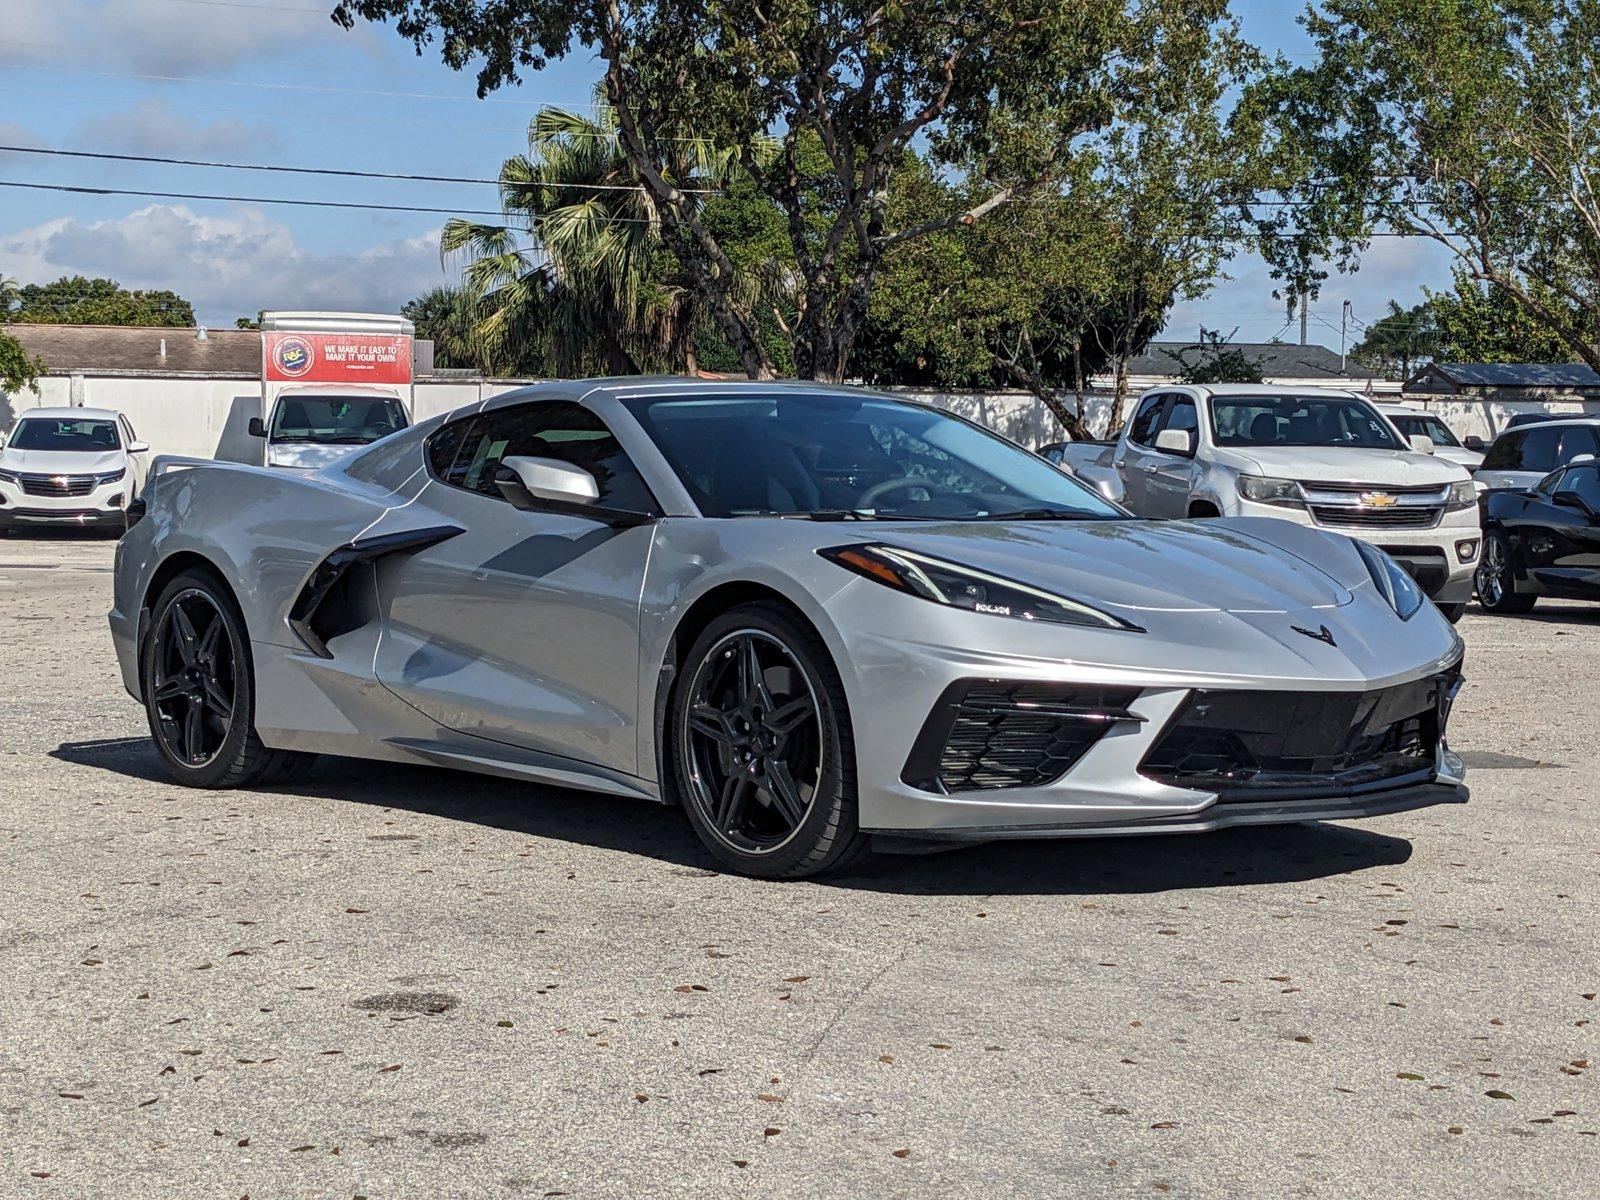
<box><xmin>1163</xmin><ymin>383</ymin><xmax>1365</xmax><ymax>399</ymax></box>
<box><xmin>13</xmin><ymin>406</ymin><xmax>124</xmax><ymax>421</ymax></box>
<box><xmin>1495</xmin><ymin>416</ymin><xmax>1600</xmax><ymax>432</ymax></box>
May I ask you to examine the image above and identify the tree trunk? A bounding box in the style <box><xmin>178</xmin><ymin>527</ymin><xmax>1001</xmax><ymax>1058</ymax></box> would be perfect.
<box><xmin>1104</xmin><ymin>355</ymin><xmax>1132</xmax><ymax>440</ymax></box>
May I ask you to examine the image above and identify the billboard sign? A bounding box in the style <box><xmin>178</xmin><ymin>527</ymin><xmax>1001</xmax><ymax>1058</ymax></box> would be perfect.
<box><xmin>262</xmin><ymin>331</ymin><xmax>413</xmax><ymax>384</ymax></box>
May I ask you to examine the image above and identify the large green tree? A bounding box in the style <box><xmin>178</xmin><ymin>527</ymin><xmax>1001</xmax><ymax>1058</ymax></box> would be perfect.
<box><xmin>335</xmin><ymin>0</ymin><xmax>1250</xmax><ymax>383</ymax></box>
<box><xmin>0</xmin><ymin>274</ymin><xmax>43</xmax><ymax>396</ymax></box>
<box><xmin>1350</xmin><ymin>300</ymin><xmax>1441</xmax><ymax>379</ymax></box>
<box><xmin>1425</xmin><ymin>267</ymin><xmax>1577</xmax><ymax>364</ymax></box>
<box><xmin>1244</xmin><ymin>0</ymin><xmax>1600</xmax><ymax>372</ymax></box>
<box><xmin>12</xmin><ymin>276</ymin><xmax>195</xmax><ymax>327</ymax></box>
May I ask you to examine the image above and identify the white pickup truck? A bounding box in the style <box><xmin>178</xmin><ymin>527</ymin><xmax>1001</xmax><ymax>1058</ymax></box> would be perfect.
<box><xmin>1052</xmin><ymin>384</ymin><xmax>1481</xmax><ymax>620</ymax></box>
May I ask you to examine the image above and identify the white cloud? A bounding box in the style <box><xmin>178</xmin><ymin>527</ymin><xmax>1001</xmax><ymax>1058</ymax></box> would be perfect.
<box><xmin>0</xmin><ymin>204</ymin><xmax>453</xmax><ymax>325</ymax></box>
<box><xmin>71</xmin><ymin>103</ymin><xmax>284</xmax><ymax>160</ymax></box>
<box><xmin>2</xmin><ymin>0</ymin><xmax>373</xmax><ymax>76</ymax></box>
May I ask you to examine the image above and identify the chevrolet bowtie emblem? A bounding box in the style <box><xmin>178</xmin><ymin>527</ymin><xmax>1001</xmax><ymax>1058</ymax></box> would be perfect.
<box><xmin>1292</xmin><ymin>624</ymin><xmax>1337</xmax><ymax>646</ymax></box>
<box><xmin>1361</xmin><ymin>491</ymin><xmax>1398</xmax><ymax>508</ymax></box>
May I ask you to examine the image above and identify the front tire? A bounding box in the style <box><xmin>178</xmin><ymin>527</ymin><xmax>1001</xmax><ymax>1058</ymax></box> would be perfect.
<box><xmin>671</xmin><ymin>603</ymin><xmax>870</xmax><ymax>879</ymax></box>
<box><xmin>142</xmin><ymin>569</ymin><xmax>316</xmax><ymax>787</ymax></box>
<box><xmin>1436</xmin><ymin>601</ymin><xmax>1466</xmax><ymax>623</ymax></box>
<box><xmin>1474</xmin><ymin>529</ymin><xmax>1536</xmax><ymax>614</ymax></box>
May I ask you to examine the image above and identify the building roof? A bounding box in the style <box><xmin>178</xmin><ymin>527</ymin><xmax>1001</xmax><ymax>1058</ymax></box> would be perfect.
<box><xmin>2</xmin><ymin>323</ymin><xmax>261</xmax><ymax>375</ymax></box>
<box><xmin>1413</xmin><ymin>362</ymin><xmax>1600</xmax><ymax>387</ymax></box>
<box><xmin>1127</xmin><ymin>341</ymin><xmax>1377</xmax><ymax>381</ymax></box>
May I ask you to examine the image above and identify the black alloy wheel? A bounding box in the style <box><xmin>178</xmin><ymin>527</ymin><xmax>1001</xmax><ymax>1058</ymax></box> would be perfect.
<box><xmin>673</xmin><ymin>604</ymin><xmax>869</xmax><ymax>878</ymax></box>
<box><xmin>1474</xmin><ymin>529</ymin><xmax>1536</xmax><ymax>614</ymax></box>
<box><xmin>149</xmin><ymin>588</ymin><xmax>237</xmax><ymax>768</ymax></box>
<box><xmin>142</xmin><ymin>570</ymin><xmax>317</xmax><ymax>787</ymax></box>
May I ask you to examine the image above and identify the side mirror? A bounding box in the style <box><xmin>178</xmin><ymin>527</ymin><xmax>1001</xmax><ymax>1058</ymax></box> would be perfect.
<box><xmin>247</xmin><ymin>417</ymin><xmax>267</xmax><ymax>438</ymax></box>
<box><xmin>495</xmin><ymin>455</ymin><xmax>600</xmax><ymax>509</ymax></box>
<box><xmin>127</xmin><ymin>440</ymin><xmax>150</xmax><ymax>454</ymax></box>
<box><xmin>1552</xmin><ymin>489</ymin><xmax>1592</xmax><ymax>513</ymax></box>
<box><xmin>1409</xmin><ymin>434</ymin><xmax>1436</xmax><ymax>454</ymax></box>
<box><xmin>1463</xmin><ymin>435</ymin><xmax>1486</xmax><ymax>452</ymax></box>
<box><xmin>1153</xmin><ymin>428</ymin><xmax>1194</xmax><ymax>456</ymax></box>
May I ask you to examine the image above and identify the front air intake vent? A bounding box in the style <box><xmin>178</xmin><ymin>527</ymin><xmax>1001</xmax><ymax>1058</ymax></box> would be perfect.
<box><xmin>902</xmin><ymin>680</ymin><xmax>1144</xmax><ymax>793</ymax></box>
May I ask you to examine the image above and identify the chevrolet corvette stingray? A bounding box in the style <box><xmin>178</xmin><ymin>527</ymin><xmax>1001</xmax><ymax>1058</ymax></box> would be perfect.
<box><xmin>110</xmin><ymin>380</ymin><xmax>1468</xmax><ymax>877</ymax></box>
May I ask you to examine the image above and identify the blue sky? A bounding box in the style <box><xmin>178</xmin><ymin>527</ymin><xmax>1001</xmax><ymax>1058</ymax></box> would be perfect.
<box><xmin>0</xmin><ymin>0</ymin><xmax>1453</xmax><ymax>345</ymax></box>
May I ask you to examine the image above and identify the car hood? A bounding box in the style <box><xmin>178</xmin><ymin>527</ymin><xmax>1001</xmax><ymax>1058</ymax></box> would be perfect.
<box><xmin>1214</xmin><ymin>444</ymin><xmax>1469</xmax><ymax>485</ymax></box>
<box><xmin>0</xmin><ymin>447</ymin><xmax>125</xmax><ymax>474</ymax></box>
<box><xmin>1433</xmin><ymin>445</ymin><xmax>1484</xmax><ymax>471</ymax></box>
<box><xmin>267</xmin><ymin>442</ymin><xmax>365</xmax><ymax>470</ymax></box>
<box><xmin>873</xmin><ymin>518</ymin><xmax>1357</xmax><ymax>616</ymax></box>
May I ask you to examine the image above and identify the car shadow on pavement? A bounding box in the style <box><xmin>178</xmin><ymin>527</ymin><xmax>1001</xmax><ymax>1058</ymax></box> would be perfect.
<box><xmin>54</xmin><ymin>736</ymin><xmax>1413</xmax><ymax>897</ymax></box>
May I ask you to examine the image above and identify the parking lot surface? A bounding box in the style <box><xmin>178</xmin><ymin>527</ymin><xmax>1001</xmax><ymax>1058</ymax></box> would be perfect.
<box><xmin>1</xmin><ymin>534</ymin><xmax>1595</xmax><ymax>1198</ymax></box>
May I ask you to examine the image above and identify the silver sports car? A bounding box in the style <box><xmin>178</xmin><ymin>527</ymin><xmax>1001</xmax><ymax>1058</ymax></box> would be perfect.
<box><xmin>110</xmin><ymin>380</ymin><xmax>1467</xmax><ymax>878</ymax></box>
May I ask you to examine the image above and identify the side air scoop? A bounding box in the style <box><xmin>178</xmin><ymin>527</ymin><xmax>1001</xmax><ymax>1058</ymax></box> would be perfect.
<box><xmin>287</xmin><ymin>525</ymin><xmax>463</xmax><ymax>658</ymax></box>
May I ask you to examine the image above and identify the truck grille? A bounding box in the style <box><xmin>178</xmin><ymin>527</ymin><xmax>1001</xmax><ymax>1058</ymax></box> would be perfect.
<box><xmin>1140</xmin><ymin>667</ymin><xmax>1460</xmax><ymax>801</ymax></box>
<box><xmin>902</xmin><ymin>680</ymin><xmax>1143</xmax><ymax>793</ymax></box>
<box><xmin>1300</xmin><ymin>481</ymin><xmax>1447</xmax><ymax>532</ymax></box>
<box><xmin>1308</xmin><ymin>505</ymin><xmax>1441</xmax><ymax>529</ymax></box>
<box><xmin>19</xmin><ymin>473</ymin><xmax>96</xmax><ymax>497</ymax></box>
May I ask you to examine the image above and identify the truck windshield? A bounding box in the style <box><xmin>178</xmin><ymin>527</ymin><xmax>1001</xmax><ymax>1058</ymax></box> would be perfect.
<box><xmin>1210</xmin><ymin>395</ymin><xmax>1402</xmax><ymax>450</ymax></box>
<box><xmin>1388</xmin><ymin>412</ymin><xmax>1463</xmax><ymax>448</ymax></box>
<box><xmin>9</xmin><ymin>418</ymin><xmax>121</xmax><ymax>451</ymax></box>
<box><xmin>269</xmin><ymin>396</ymin><xmax>408</xmax><ymax>445</ymax></box>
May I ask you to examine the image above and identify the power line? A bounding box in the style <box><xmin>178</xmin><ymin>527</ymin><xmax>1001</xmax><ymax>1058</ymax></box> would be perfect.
<box><xmin>0</xmin><ymin>144</ymin><xmax>719</xmax><ymax>194</ymax></box>
<box><xmin>0</xmin><ymin>178</ymin><xmax>657</xmax><ymax>223</ymax></box>
<box><xmin>148</xmin><ymin>0</ymin><xmax>330</xmax><ymax>12</ymax></box>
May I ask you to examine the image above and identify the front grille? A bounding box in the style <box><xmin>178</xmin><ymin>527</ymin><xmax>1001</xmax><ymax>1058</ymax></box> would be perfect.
<box><xmin>1309</xmin><ymin>504</ymin><xmax>1442</xmax><ymax>529</ymax></box>
<box><xmin>1140</xmin><ymin>668</ymin><xmax>1460</xmax><ymax>801</ymax></box>
<box><xmin>903</xmin><ymin>680</ymin><xmax>1143</xmax><ymax>793</ymax></box>
<box><xmin>19</xmin><ymin>473</ymin><xmax>95</xmax><ymax>497</ymax></box>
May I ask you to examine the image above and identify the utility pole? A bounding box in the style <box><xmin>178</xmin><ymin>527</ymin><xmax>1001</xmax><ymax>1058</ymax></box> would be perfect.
<box><xmin>1299</xmin><ymin>298</ymin><xmax>1308</xmax><ymax>346</ymax></box>
<box><xmin>1339</xmin><ymin>300</ymin><xmax>1351</xmax><ymax>373</ymax></box>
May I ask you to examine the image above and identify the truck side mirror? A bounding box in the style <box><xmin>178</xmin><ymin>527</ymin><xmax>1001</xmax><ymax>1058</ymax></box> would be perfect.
<box><xmin>1463</xmin><ymin>435</ymin><xmax>1485</xmax><ymax>452</ymax></box>
<box><xmin>247</xmin><ymin>417</ymin><xmax>267</xmax><ymax>438</ymax></box>
<box><xmin>1153</xmin><ymin>428</ymin><xmax>1194</xmax><ymax>456</ymax></box>
<box><xmin>1409</xmin><ymin>434</ymin><xmax>1436</xmax><ymax>454</ymax></box>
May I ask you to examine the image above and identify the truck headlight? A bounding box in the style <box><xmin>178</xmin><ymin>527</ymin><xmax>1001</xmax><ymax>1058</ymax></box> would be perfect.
<box><xmin>1238</xmin><ymin>474</ymin><xmax>1301</xmax><ymax>506</ymax></box>
<box><xmin>1446</xmin><ymin>479</ymin><xmax>1477</xmax><ymax>511</ymax></box>
<box><xmin>819</xmin><ymin>543</ymin><xmax>1143</xmax><ymax>632</ymax></box>
<box><xmin>0</xmin><ymin>468</ymin><xmax>19</xmax><ymax>485</ymax></box>
<box><xmin>1355</xmin><ymin>541</ymin><xmax>1425</xmax><ymax>620</ymax></box>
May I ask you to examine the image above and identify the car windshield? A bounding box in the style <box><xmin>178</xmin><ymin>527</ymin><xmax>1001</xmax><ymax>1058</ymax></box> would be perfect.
<box><xmin>1389</xmin><ymin>412</ymin><xmax>1463</xmax><ymax>448</ymax></box>
<box><xmin>1210</xmin><ymin>395</ymin><xmax>1402</xmax><ymax>449</ymax></box>
<box><xmin>623</xmin><ymin>391</ymin><xmax>1124</xmax><ymax>520</ymax></box>
<box><xmin>7</xmin><ymin>418</ymin><xmax>121</xmax><ymax>452</ymax></box>
<box><xmin>270</xmin><ymin>395</ymin><xmax>408</xmax><ymax>445</ymax></box>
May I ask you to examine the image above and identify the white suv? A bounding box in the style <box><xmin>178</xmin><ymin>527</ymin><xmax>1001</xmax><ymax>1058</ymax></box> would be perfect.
<box><xmin>0</xmin><ymin>407</ymin><xmax>149</xmax><ymax>535</ymax></box>
<box><xmin>1107</xmin><ymin>385</ymin><xmax>1481</xmax><ymax>620</ymax></box>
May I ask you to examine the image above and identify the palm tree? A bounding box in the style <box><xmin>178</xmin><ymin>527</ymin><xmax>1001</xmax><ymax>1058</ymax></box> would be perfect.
<box><xmin>0</xmin><ymin>274</ymin><xmax>21</xmax><ymax>321</ymax></box>
<box><xmin>443</xmin><ymin>92</ymin><xmax>743</xmax><ymax>376</ymax></box>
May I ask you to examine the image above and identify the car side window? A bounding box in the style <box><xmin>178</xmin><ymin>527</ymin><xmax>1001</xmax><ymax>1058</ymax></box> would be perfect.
<box><xmin>1518</xmin><ymin>426</ymin><xmax>1563</xmax><ymax>473</ymax></box>
<box><xmin>1556</xmin><ymin>424</ymin><xmax>1600</xmax><ymax>466</ymax></box>
<box><xmin>1556</xmin><ymin>464</ymin><xmax>1600</xmax><ymax>510</ymax></box>
<box><xmin>1160</xmin><ymin>397</ymin><xmax>1199</xmax><ymax>452</ymax></box>
<box><xmin>425</xmin><ymin>414</ymin><xmax>478</xmax><ymax>487</ymax></box>
<box><xmin>444</xmin><ymin>401</ymin><xmax>658</xmax><ymax>513</ymax></box>
<box><xmin>1128</xmin><ymin>395</ymin><xmax>1167</xmax><ymax>446</ymax></box>
<box><xmin>1481</xmin><ymin>430</ymin><xmax>1525</xmax><ymax>471</ymax></box>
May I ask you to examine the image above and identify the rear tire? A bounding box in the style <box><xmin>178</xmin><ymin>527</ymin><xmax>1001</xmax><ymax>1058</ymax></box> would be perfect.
<box><xmin>671</xmin><ymin>602</ymin><xmax>871</xmax><ymax>879</ymax></box>
<box><xmin>142</xmin><ymin>569</ymin><xmax>317</xmax><ymax>787</ymax></box>
<box><xmin>1474</xmin><ymin>530</ymin><xmax>1536</xmax><ymax>615</ymax></box>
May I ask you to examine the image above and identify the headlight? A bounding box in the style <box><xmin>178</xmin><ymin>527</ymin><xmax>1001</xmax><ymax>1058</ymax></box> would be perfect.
<box><xmin>1355</xmin><ymin>540</ymin><xmax>1425</xmax><ymax>620</ymax></box>
<box><xmin>94</xmin><ymin>468</ymin><xmax>127</xmax><ymax>486</ymax></box>
<box><xmin>0</xmin><ymin>468</ymin><xmax>19</xmax><ymax>485</ymax></box>
<box><xmin>1446</xmin><ymin>479</ymin><xmax>1476</xmax><ymax>511</ymax></box>
<box><xmin>819</xmin><ymin>543</ymin><xmax>1142</xmax><ymax>632</ymax></box>
<box><xmin>1238</xmin><ymin>474</ymin><xmax>1301</xmax><ymax>506</ymax></box>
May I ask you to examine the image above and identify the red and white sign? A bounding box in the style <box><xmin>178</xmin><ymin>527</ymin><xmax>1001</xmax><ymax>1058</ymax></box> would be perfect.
<box><xmin>263</xmin><ymin>331</ymin><xmax>413</xmax><ymax>384</ymax></box>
